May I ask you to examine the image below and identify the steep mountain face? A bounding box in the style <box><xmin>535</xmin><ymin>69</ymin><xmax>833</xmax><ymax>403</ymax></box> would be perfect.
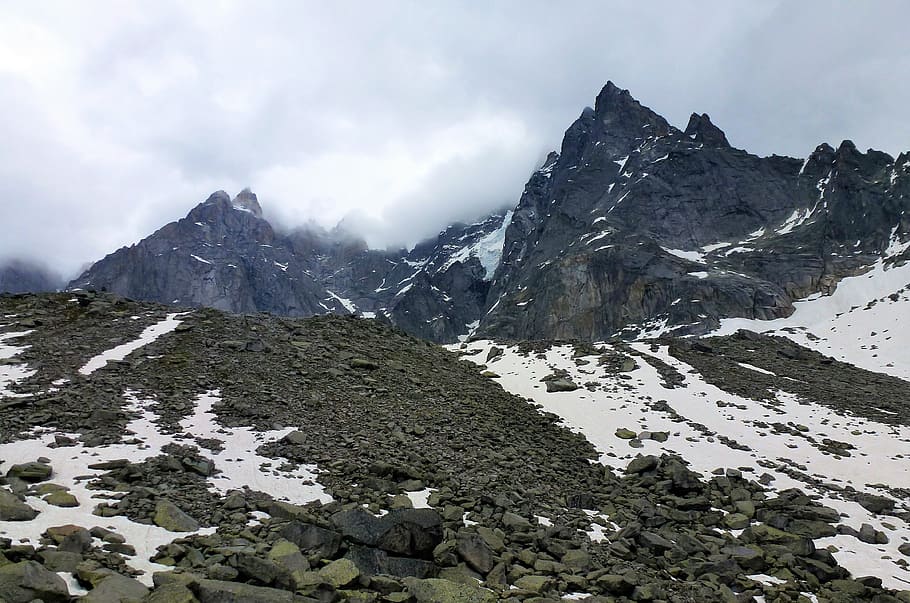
<box><xmin>69</xmin><ymin>189</ymin><xmax>336</xmax><ymax>316</ymax></box>
<box><xmin>68</xmin><ymin>82</ymin><xmax>910</xmax><ymax>343</ymax></box>
<box><xmin>0</xmin><ymin>259</ymin><xmax>62</xmax><ymax>294</ymax></box>
<box><xmin>69</xmin><ymin>189</ymin><xmax>511</xmax><ymax>341</ymax></box>
<box><xmin>479</xmin><ymin>82</ymin><xmax>910</xmax><ymax>340</ymax></box>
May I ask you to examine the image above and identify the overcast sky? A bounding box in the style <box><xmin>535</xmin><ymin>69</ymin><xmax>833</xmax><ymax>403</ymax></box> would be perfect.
<box><xmin>2</xmin><ymin>1</ymin><xmax>909</xmax><ymax>277</ymax></box>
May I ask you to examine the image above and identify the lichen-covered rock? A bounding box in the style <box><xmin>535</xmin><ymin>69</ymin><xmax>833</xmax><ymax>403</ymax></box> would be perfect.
<box><xmin>153</xmin><ymin>500</ymin><xmax>200</xmax><ymax>532</ymax></box>
<box><xmin>0</xmin><ymin>489</ymin><xmax>38</xmax><ymax>521</ymax></box>
<box><xmin>404</xmin><ymin>577</ymin><xmax>496</xmax><ymax>603</ymax></box>
<box><xmin>0</xmin><ymin>561</ymin><xmax>69</xmax><ymax>603</ymax></box>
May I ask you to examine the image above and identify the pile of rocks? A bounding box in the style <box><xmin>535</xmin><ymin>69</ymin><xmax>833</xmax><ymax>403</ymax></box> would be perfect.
<box><xmin>1</xmin><ymin>293</ymin><xmax>909</xmax><ymax>601</ymax></box>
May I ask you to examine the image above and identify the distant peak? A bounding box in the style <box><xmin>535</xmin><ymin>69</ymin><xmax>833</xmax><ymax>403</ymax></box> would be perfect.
<box><xmin>684</xmin><ymin>113</ymin><xmax>730</xmax><ymax>148</ymax></box>
<box><xmin>231</xmin><ymin>188</ymin><xmax>263</xmax><ymax>218</ymax></box>
<box><xmin>591</xmin><ymin>80</ymin><xmax>672</xmax><ymax>138</ymax></box>
<box><xmin>836</xmin><ymin>139</ymin><xmax>858</xmax><ymax>155</ymax></box>
<box><xmin>594</xmin><ymin>81</ymin><xmax>635</xmax><ymax>113</ymax></box>
<box><xmin>204</xmin><ymin>190</ymin><xmax>231</xmax><ymax>204</ymax></box>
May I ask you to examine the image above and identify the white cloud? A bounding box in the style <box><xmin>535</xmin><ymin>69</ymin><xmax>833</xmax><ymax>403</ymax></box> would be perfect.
<box><xmin>0</xmin><ymin>1</ymin><xmax>908</xmax><ymax>277</ymax></box>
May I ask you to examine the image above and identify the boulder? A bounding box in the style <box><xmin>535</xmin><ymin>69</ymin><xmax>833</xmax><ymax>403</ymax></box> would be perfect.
<box><xmin>153</xmin><ymin>500</ymin><xmax>200</xmax><ymax>532</ymax></box>
<box><xmin>191</xmin><ymin>579</ymin><xmax>298</xmax><ymax>603</ymax></box>
<box><xmin>318</xmin><ymin>558</ymin><xmax>360</xmax><ymax>588</ymax></box>
<box><xmin>0</xmin><ymin>489</ymin><xmax>38</xmax><ymax>521</ymax></box>
<box><xmin>625</xmin><ymin>455</ymin><xmax>659</xmax><ymax>474</ymax></box>
<box><xmin>6</xmin><ymin>462</ymin><xmax>52</xmax><ymax>482</ymax></box>
<box><xmin>81</xmin><ymin>573</ymin><xmax>149</xmax><ymax>602</ymax></box>
<box><xmin>0</xmin><ymin>560</ymin><xmax>69</xmax><ymax>603</ymax></box>
<box><xmin>545</xmin><ymin>378</ymin><xmax>578</xmax><ymax>393</ymax></box>
<box><xmin>456</xmin><ymin>533</ymin><xmax>495</xmax><ymax>574</ymax></box>
<box><xmin>404</xmin><ymin>577</ymin><xmax>496</xmax><ymax>603</ymax></box>
<box><xmin>279</xmin><ymin>521</ymin><xmax>342</xmax><ymax>559</ymax></box>
<box><xmin>44</xmin><ymin>490</ymin><xmax>79</xmax><ymax>507</ymax></box>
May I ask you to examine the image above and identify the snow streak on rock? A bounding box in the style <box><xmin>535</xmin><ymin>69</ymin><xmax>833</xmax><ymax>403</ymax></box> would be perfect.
<box><xmin>0</xmin><ymin>388</ymin><xmax>331</xmax><ymax>586</ymax></box>
<box><xmin>78</xmin><ymin>313</ymin><xmax>186</xmax><ymax>375</ymax></box>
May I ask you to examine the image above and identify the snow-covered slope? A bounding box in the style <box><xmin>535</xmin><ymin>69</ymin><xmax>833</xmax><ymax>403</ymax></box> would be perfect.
<box><xmin>0</xmin><ymin>312</ymin><xmax>332</xmax><ymax>589</ymax></box>
<box><xmin>455</xmin><ymin>255</ymin><xmax>910</xmax><ymax>591</ymax></box>
<box><xmin>716</xmin><ymin>257</ymin><xmax>910</xmax><ymax>380</ymax></box>
<box><xmin>454</xmin><ymin>338</ymin><xmax>910</xmax><ymax>589</ymax></box>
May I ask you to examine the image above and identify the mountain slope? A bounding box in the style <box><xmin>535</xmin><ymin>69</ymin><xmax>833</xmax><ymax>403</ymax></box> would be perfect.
<box><xmin>3</xmin><ymin>292</ymin><xmax>910</xmax><ymax>601</ymax></box>
<box><xmin>0</xmin><ymin>259</ymin><xmax>62</xmax><ymax>294</ymax></box>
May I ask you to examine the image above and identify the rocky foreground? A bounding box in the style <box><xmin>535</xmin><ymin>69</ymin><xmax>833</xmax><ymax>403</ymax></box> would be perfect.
<box><xmin>1</xmin><ymin>293</ymin><xmax>909</xmax><ymax>602</ymax></box>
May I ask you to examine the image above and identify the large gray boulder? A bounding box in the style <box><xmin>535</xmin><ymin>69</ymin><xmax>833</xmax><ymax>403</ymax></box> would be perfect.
<box><xmin>0</xmin><ymin>489</ymin><xmax>38</xmax><ymax>521</ymax></box>
<box><xmin>0</xmin><ymin>561</ymin><xmax>69</xmax><ymax>603</ymax></box>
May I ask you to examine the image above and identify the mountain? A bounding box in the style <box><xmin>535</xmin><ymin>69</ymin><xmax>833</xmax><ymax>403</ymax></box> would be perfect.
<box><xmin>68</xmin><ymin>82</ymin><xmax>910</xmax><ymax>343</ymax></box>
<box><xmin>3</xmin><ymin>291</ymin><xmax>910</xmax><ymax>601</ymax></box>
<box><xmin>0</xmin><ymin>259</ymin><xmax>62</xmax><ymax>294</ymax></box>
<box><xmin>480</xmin><ymin>82</ymin><xmax>910</xmax><ymax>340</ymax></box>
<box><xmin>69</xmin><ymin>189</ymin><xmax>510</xmax><ymax>342</ymax></box>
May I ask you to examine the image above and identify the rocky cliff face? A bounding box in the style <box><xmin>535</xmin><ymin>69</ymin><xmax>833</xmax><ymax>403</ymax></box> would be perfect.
<box><xmin>68</xmin><ymin>82</ymin><xmax>910</xmax><ymax>343</ymax></box>
<box><xmin>479</xmin><ymin>82</ymin><xmax>910</xmax><ymax>340</ymax></box>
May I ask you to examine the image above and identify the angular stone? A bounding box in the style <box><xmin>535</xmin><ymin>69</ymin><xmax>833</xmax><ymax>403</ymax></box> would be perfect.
<box><xmin>44</xmin><ymin>490</ymin><xmax>79</xmax><ymax>507</ymax></box>
<box><xmin>192</xmin><ymin>579</ymin><xmax>298</xmax><ymax>603</ymax></box>
<box><xmin>81</xmin><ymin>573</ymin><xmax>149</xmax><ymax>602</ymax></box>
<box><xmin>280</xmin><ymin>521</ymin><xmax>342</xmax><ymax>559</ymax></box>
<box><xmin>456</xmin><ymin>533</ymin><xmax>495</xmax><ymax>574</ymax></box>
<box><xmin>514</xmin><ymin>574</ymin><xmax>551</xmax><ymax>593</ymax></box>
<box><xmin>0</xmin><ymin>560</ymin><xmax>69</xmax><ymax>603</ymax></box>
<box><xmin>345</xmin><ymin>546</ymin><xmax>436</xmax><ymax>579</ymax></box>
<box><xmin>154</xmin><ymin>500</ymin><xmax>199</xmax><ymax>532</ymax></box>
<box><xmin>856</xmin><ymin>493</ymin><xmax>896</xmax><ymax>515</ymax></box>
<box><xmin>561</xmin><ymin>549</ymin><xmax>591</xmax><ymax>572</ymax></box>
<box><xmin>501</xmin><ymin>511</ymin><xmax>533</xmax><ymax>531</ymax></box>
<box><xmin>404</xmin><ymin>577</ymin><xmax>496</xmax><ymax>603</ymax></box>
<box><xmin>318</xmin><ymin>558</ymin><xmax>360</xmax><ymax>588</ymax></box>
<box><xmin>145</xmin><ymin>583</ymin><xmax>200</xmax><ymax>603</ymax></box>
<box><xmin>625</xmin><ymin>455</ymin><xmax>659</xmax><ymax>474</ymax></box>
<box><xmin>545</xmin><ymin>378</ymin><xmax>578</xmax><ymax>392</ymax></box>
<box><xmin>0</xmin><ymin>489</ymin><xmax>38</xmax><ymax>521</ymax></box>
<box><xmin>6</xmin><ymin>462</ymin><xmax>52</xmax><ymax>482</ymax></box>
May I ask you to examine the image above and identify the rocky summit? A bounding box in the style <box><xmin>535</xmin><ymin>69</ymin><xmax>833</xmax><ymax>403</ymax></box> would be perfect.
<box><xmin>68</xmin><ymin>82</ymin><xmax>910</xmax><ymax>343</ymax></box>
<box><xmin>2</xmin><ymin>283</ymin><xmax>910</xmax><ymax>602</ymax></box>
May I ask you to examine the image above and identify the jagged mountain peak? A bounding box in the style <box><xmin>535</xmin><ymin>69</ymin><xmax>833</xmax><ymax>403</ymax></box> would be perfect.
<box><xmin>61</xmin><ymin>80</ymin><xmax>910</xmax><ymax>346</ymax></box>
<box><xmin>593</xmin><ymin>80</ymin><xmax>673</xmax><ymax>138</ymax></box>
<box><xmin>195</xmin><ymin>188</ymin><xmax>264</xmax><ymax>220</ymax></box>
<box><xmin>232</xmin><ymin>187</ymin><xmax>263</xmax><ymax>218</ymax></box>
<box><xmin>684</xmin><ymin>112</ymin><xmax>730</xmax><ymax>148</ymax></box>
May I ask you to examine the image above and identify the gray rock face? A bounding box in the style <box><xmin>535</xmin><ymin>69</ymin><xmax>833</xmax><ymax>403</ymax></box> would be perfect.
<box><xmin>0</xmin><ymin>560</ymin><xmax>69</xmax><ymax>603</ymax></box>
<box><xmin>479</xmin><ymin>82</ymin><xmax>910</xmax><ymax>340</ymax></box>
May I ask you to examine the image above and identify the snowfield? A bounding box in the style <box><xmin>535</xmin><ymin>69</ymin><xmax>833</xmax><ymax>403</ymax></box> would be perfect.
<box><xmin>717</xmin><ymin>257</ymin><xmax>910</xmax><ymax>381</ymax></box>
<box><xmin>454</xmin><ymin>339</ymin><xmax>910</xmax><ymax>589</ymax></box>
<box><xmin>0</xmin><ymin>317</ymin><xmax>331</xmax><ymax>588</ymax></box>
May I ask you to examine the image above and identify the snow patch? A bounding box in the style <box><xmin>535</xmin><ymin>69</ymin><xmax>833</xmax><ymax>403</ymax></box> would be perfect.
<box><xmin>78</xmin><ymin>314</ymin><xmax>186</xmax><ymax>376</ymax></box>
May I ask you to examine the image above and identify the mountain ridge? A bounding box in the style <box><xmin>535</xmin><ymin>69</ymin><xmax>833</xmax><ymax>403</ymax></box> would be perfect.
<box><xmin>67</xmin><ymin>81</ymin><xmax>910</xmax><ymax>343</ymax></box>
